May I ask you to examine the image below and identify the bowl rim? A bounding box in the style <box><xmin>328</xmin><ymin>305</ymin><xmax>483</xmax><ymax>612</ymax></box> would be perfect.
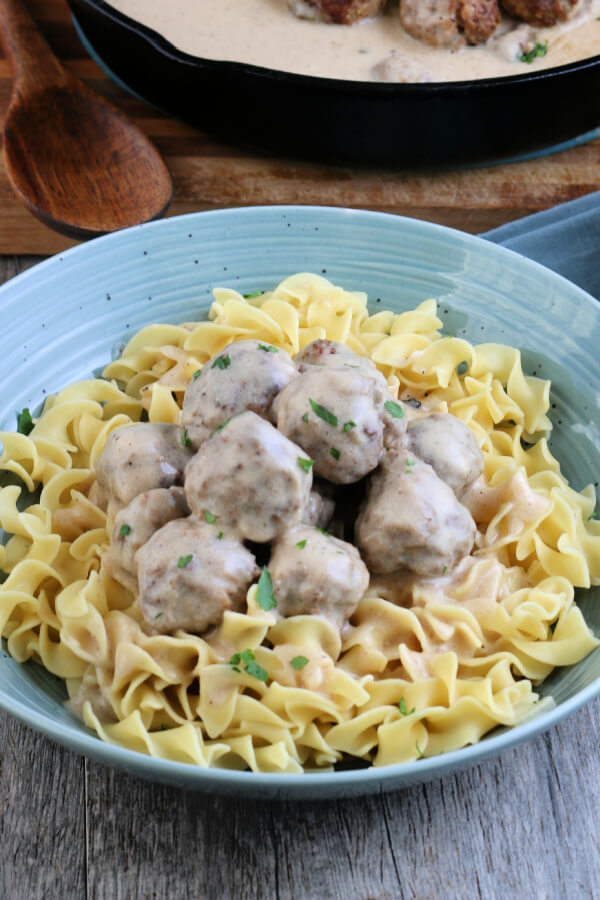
<box><xmin>70</xmin><ymin>0</ymin><xmax>600</xmax><ymax>92</ymax></box>
<box><xmin>1</xmin><ymin>203</ymin><xmax>599</xmax><ymax>793</ymax></box>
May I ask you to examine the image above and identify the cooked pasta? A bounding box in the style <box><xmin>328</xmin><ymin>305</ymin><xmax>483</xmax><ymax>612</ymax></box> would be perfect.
<box><xmin>0</xmin><ymin>272</ymin><xmax>598</xmax><ymax>773</ymax></box>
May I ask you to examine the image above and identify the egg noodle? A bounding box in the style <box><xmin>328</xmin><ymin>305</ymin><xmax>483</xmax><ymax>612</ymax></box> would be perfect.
<box><xmin>1</xmin><ymin>273</ymin><xmax>599</xmax><ymax>772</ymax></box>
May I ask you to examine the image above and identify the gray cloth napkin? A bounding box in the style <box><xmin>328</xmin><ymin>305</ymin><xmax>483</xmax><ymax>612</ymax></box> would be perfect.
<box><xmin>482</xmin><ymin>191</ymin><xmax>600</xmax><ymax>301</ymax></box>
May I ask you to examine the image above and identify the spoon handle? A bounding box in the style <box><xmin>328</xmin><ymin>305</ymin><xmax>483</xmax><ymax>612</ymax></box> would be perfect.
<box><xmin>0</xmin><ymin>0</ymin><xmax>68</xmax><ymax>92</ymax></box>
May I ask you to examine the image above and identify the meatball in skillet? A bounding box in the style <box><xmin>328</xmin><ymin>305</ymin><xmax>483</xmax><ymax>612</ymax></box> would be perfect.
<box><xmin>355</xmin><ymin>448</ymin><xmax>477</xmax><ymax>577</ymax></box>
<box><xmin>103</xmin><ymin>487</ymin><xmax>190</xmax><ymax>594</ymax></box>
<box><xmin>405</xmin><ymin>412</ymin><xmax>484</xmax><ymax>497</ymax></box>
<box><xmin>288</xmin><ymin>0</ymin><xmax>385</xmax><ymax>24</ymax></box>
<box><xmin>500</xmin><ymin>0</ymin><xmax>576</xmax><ymax>26</ymax></box>
<box><xmin>269</xmin><ymin>525</ymin><xmax>369</xmax><ymax>629</ymax></box>
<box><xmin>181</xmin><ymin>340</ymin><xmax>297</xmax><ymax>450</ymax></box>
<box><xmin>137</xmin><ymin>517</ymin><xmax>259</xmax><ymax>634</ymax></box>
<box><xmin>184</xmin><ymin>411</ymin><xmax>313</xmax><ymax>543</ymax></box>
<box><xmin>95</xmin><ymin>423</ymin><xmax>193</xmax><ymax>513</ymax></box>
<box><xmin>400</xmin><ymin>0</ymin><xmax>500</xmax><ymax>47</ymax></box>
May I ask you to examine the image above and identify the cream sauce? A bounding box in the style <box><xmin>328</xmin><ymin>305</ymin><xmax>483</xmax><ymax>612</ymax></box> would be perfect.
<box><xmin>106</xmin><ymin>0</ymin><xmax>600</xmax><ymax>83</ymax></box>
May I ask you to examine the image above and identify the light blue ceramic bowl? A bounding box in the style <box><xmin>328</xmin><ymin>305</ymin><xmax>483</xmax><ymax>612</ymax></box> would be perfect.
<box><xmin>1</xmin><ymin>206</ymin><xmax>598</xmax><ymax>799</ymax></box>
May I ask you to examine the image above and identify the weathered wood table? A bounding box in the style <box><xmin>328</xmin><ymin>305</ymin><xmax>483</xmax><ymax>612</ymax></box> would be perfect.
<box><xmin>1</xmin><ymin>2</ymin><xmax>600</xmax><ymax>896</ymax></box>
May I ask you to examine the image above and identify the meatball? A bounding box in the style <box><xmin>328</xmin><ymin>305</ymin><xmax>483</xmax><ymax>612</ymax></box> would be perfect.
<box><xmin>287</xmin><ymin>0</ymin><xmax>385</xmax><ymax>25</ymax></box>
<box><xmin>95</xmin><ymin>423</ymin><xmax>193</xmax><ymax>512</ymax></box>
<box><xmin>181</xmin><ymin>340</ymin><xmax>297</xmax><ymax>450</ymax></box>
<box><xmin>302</xmin><ymin>486</ymin><xmax>335</xmax><ymax>529</ymax></box>
<box><xmin>400</xmin><ymin>0</ymin><xmax>500</xmax><ymax>46</ymax></box>
<box><xmin>184</xmin><ymin>411</ymin><xmax>313</xmax><ymax>542</ymax></box>
<box><xmin>295</xmin><ymin>339</ymin><xmax>389</xmax><ymax>390</ymax></box>
<box><xmin>269</xmin><ymin>525</ymin><xmax>369</xmax><ymax>629</ymax></box>
<box><xmin>500</xmin><ymin>0</ymin><xmax>576</xmax><ymax>26</ymax></box>
<box><xmin>102</xmin><ymin>487</ymin><xmax>190</xmax><ymax>594</ymax></box>
<box><xmin>405</xmin><ymin>412</ymin><xmax>484</xmax><ymax>497</ymax></box>
<box><xmin>137</xmin><ymin>517</ymin><xmax>259</xmax><ymax>634</ymax></box>
<box><xmin>355</xmin><ymin>449</ymin><xmax>477</xmax><ymax>576</ymax></box>
<box><xmin>276</xmin><ymin>366</ymin><xmax>386</xmax><ymax>484</ymax></box>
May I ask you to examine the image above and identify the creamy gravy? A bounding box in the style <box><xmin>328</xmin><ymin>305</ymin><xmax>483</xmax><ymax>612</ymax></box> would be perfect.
<box><xmin>106</xmin><ymin>0</ymin><xmax>600</xmax><ymax>83</ymax></box>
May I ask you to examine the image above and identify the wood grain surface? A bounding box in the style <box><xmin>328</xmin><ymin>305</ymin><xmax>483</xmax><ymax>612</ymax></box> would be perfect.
<box><xmin>0</xmin><ymin>252</ymin><xmax>599</xmax><ymax>898</ymax></box>
<box><xmin>0</xmin><ymin>0</ymin><xmax>599</xmax><ymax>254</ymax></box>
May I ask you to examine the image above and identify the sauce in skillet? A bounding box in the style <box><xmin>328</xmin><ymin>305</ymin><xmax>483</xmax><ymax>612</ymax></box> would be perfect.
<box><xmin>106</xmin><ymin>0</ymin><xmax>600</xmax><ymax>83</ymax></box>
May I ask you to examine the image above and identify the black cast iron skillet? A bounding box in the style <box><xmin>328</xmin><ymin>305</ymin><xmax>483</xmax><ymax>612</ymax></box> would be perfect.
<box><xmin>68</xmin><ymin>0</ymin><xmax>600</xmax><ymax>168</ymax></box>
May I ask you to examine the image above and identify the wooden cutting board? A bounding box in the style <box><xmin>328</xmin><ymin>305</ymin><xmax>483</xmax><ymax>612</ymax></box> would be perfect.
<box><xmin>1</xmin><ymin>0</ymin><xmax>599</xmax><ymax>255</ymax></box>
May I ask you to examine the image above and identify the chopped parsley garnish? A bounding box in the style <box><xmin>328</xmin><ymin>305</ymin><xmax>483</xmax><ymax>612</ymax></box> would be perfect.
<box><xmin>204</xmin><ymin>510</ymin><xmax>217</xmax><ymax>524</ymax></box>
<box><xmin>519</xmin><ymin>41</ymin><xmax>548</xmax><ymax>64</ymax></box>
<box><xmin>160</xmin><ymin>723</ymin><xmax>168</xmax><ymax>731</ymax></box>
<box><xmin>342</xmin><ymin>420</ymin><xmax>356</xmax><ymax>433</ymax></box>
<box><xmin>291</xmin><ymin>655</ymin><xmax>309</xmax><ymax>671</ymax></box>
<box><xmin>211</xmin><ymin>354</ymin><xmax>231</xmax><ymax>370</ymax></box>
<box><xmin>343</xmin><ymin>363</ymin><xmax>360</xmax><ymax>368</ymax></box>
<box><xmin>257</xmin><ymin>343</ymin><xmax>278</xmax><ymax>352</ymax></box>
<box><xmin>296</xmin><ymin>539</ymin><xmax>307</xmax><ymax>549</ymax></box>
<box><xmin>316</xmin><ymin>527</ymin><xmax>330</xmax><ymax>536</ymax></box>
<box><xmin>309</xmin><ymin>398</ymin><xmax>338</xmax><ymax>427</ymax></box>
<box><xmin>177</xmin><ymin>554</ymin><xmax>193</xmax><ymax>568</ymax></box>
<box><xmin>119</xmin><ymin>524</ymin><xmax>132</xmax><ymax>537</ymax></box>
<box><xmin>229</xmin><ymin>648</ymin><xmax>269</xmax><ymax>682</ymax></box>
<box><xmin>217</xmin><ymin>531</ymin><xmax>224</xmax><ymax>540</ymax></box>
<box><xmin>297</xmin><ymin>457</ymin><xmax>314</xmax><ymax>473</ymax></box>
<box><xmin>192</xmin><ymin>369</ymin><xmax>202</xmax><ymax>380</ymax></box>
<box><xmin>211</xmin><ymin>417</ymin><xmax>232</xmax><ymax>437</ymax></box>
<box><xmin>154</xmin><ymin>611</ymin><xmax>164</xmax><ymax>619</ymax></box>
<box><xmin>398</xmin><ymin>696</ymin><xmax>415</xmax><ymax>716</ymax></box>
<box><xmin>415</xmin><ymin>741</ymin><xmax>424</xmax><ymax>757</ymax></box>
<box><xmin>16</xmin><ymin>407</ymin><xmax>34</xmax><ymax>435</ymax></box>
<box><xmin>443</xmin><ymin>566</ymin><xmax>448</xmax><ymax>574</ymax></box>
<box><xmin>243</xmin><ymin>289</ymin><xmax>262</xmax><ymax>299</ymax></box>
<box><xmin>384</xmin><ymin>400</ymin><xmax>405</xmax><ymax>419</ymax></box>
<box><xmin>182</xmin><ymin>427</ymin><xmax>192</xmax><ymax>448</ymax></box>
<box><xmin>329</xmin><ymin>447</ymin><xmax>341</xmax><ymax>460</ymax></box>
<box><xmin>406</xmin><ymin>458</ymin><xmax>415</xmax><ymax>466</ymax></box>
<box><xmin>457</xmin><ymin>360</ymin><xmax>469</xmax><ymax>376</ymax></box>
<box><xmin>256</xmin><ymin>567</ymin><xmax>277</xmax><ymax>611</ymax></box>
<box><xmin>302</xmin><ymin>412</ymin><xmax>309</xmax><ymax>424</ymax></box>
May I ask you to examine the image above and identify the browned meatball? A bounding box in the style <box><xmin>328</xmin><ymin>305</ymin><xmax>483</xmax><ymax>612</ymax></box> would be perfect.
<box><xmin>405</xmin><ymin>412</ymin><xmax>484</xmax><ymax>497</ymax></box>
<box><xmin>400</xmin><ymin>0</ymin><xmax>500</xmax><ymax>46</ymax></box>
<box><xmin>102</xmin><ymin>487</ymin><xmax>190</xmax><ymax>594</ymax></box>
<box><xmin>500</xmin><ymin>0</ymin><xmax>576</xmax><ymax>26</ymax></box>
<box><xmin>137</xmin><ymin>517</ymin><xmax>259</xmax><ymax>634</ymax></box>
<box><xmin>95</xmin><ymin>423</ymin><xmax>193</xmax><ymax>512</ymax></box>
<box><xmin>287</xmin><ymin>0</ymin><xmax>385</xmax><ymax>25</ymax></box>
<box><xmin>184</xmin><ymin>411</ymin><xmax>313</xmax><ymax>543</ymax></box>
<box><xmin>181</xmin><ymin>340</ymin><xmax>297</xmax><ymax>450</ymax></box>
<box><xmin>269</xmin><ymin>525</ymin><xmax>369</xmax><ymax>629</ymax></box>
<box><xmin>355</xmin><ymin>449</ymin><xmax>477</xmax><ymax>576</ymax></box>
<box><xmin>302</xmin><ymin>487</ymin><xmax>336</xmax><ymax>530</ymax></box>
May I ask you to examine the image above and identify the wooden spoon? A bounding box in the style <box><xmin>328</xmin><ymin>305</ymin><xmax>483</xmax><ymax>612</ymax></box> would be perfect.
<box><xmin>0</xmin><ymin>0</ymin><xmax>172</xmax><ymax>239</ymax></box>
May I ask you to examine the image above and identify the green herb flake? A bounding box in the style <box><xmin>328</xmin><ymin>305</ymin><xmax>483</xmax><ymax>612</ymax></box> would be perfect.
<box><xmin>256</xmin><ymin>567</ymin><xmax>277</xmax><ymax>611</ymax></box>
<box><xmin>154</xmin><ymin>611</ymin><xmax>164</xmax><ymax>619</ymax></box>
<box><xmin>211</xmin><ymin>354</ymin><xmax>231</xmax><ymax>370</ymax></box>
<box><xmin>243</xmin><ymin>289</ymin><xmax>262</xmax><ymax>299</ymax></box>
<box><xmin>257</xmin><ymin>343</ymin><xmax>278</xmax><ymax>352</ymax></box>
<box><xmin>309</xmin><ymin>398</ymin><xmax>338</xmax><ymax>427</ymax></box>
<box><xmin>297</xmin><ymin>456</ymin><xmax>314</xmax><ymax>474</ymax></box>
<box><xmin>291</xmin><ymin>655</ymin><xmax>309</xmax><ymax>671</ymax></box>
<box><xmin>343</xmin><ymin>363</ymin><xmax>360</xmax><ymax>368</ymax></box>
<box><xmin>16</xmin><ymin>407</ymin><xmax>34</xmax><ymax>435</ymax></box>
<box><xmin>329</xmin><ymin>447</ymin><xmax>341</xmax><ymax>460</ymax></box>
<box><xmin>342</xmin><ymin>420</ymin><xmax>356</xmax><ymax>433</ymax></box>
<box><xmin>177</xmin><ymin>554</ymin><xmax>193</xmax><ymax>568</ymax></box>
<box><xmin>316</xmin><ymin>527</ymin><xmax>330</xmax><ymax>537</ymax></box>
<box><xmin>406</xmin><ymin>458</ymin><xmax>415</xmax><ymax>466</ymax></box>
<box><xmin>457</xmin><ymin>360</ymin><xmax>469</xmax><ymax>376</ymax></box>
<box><xmin>229</xmin><ymin>648</ymin><xmax>269</xmax><ymax>683</ymax></box>
<box><xmin>192</xmin><ymin>369</ymin><xmax>202</xmax><ymax>380</ymax></box>
<box><xmin>211</xmin><ymin>417</ymin><xmax>232</xmax><ymax>437</ymax></box>
<box><xmin>443</xmin><ymin>566</ymin><xmax>448</xmax><ymax>574</ymax></box>
<box><xmin>160</xmin><ymin>723</ymin><xmax>168</xmax><ymax>731</ymax></box>
<box><xmin>415</xmin><ymin>741</ymin><xmax>424</xmax><ymax>757</ymax></box>
<box><xmin>384</xmin><ymin>400</ymin><xmax>405</xmax><ymax>419</ymax></box>
<box><xmin>182</xmin><ymin>427</ymin><xmax>192</xmax><ymax>448</ymax></box>
<box><xmin>119</xmin><ymin>524</ymin><xmax>132</xmax><ymax>537</ymax></box>
<box><xmin>519</xmin><ymin>41</ymin><xmax>548</xmax><ymax>64</ymax></box>
<box><xmin>302</xmin><ymin>412</ymin><xmax>309</xmax><ymax>424</ymax></box>
<box><xmin>398</xmin><ymin>696</ymin><xmax>415</xmax><ymax>716</ymax></box>
<box><xmin>296</xmin><ymin>539</ymin><xmax>307</xmax><ymax>549</ymax></box>
<box><xmin>204</xmin><ymin>510</ymin><xmax>217</xmax><ymax>524</ymax></box>
<box><xmin>217</xmin><ymin>531</ymin><xmax>224</xmax><ymax>540</ymax></box>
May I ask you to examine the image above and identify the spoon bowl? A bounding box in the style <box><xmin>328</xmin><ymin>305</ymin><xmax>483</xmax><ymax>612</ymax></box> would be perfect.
<box><xmin>0</xmin><ymin>0</ymin><xmax>172</xmax><ymax>239</ymax></box>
